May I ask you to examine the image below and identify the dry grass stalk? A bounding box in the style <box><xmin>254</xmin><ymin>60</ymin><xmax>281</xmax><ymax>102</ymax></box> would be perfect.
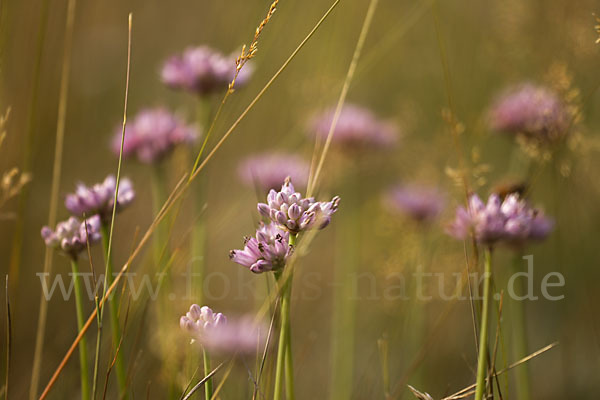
<box><xmin>0</xmin><ymin>108</ymin><xmax>31</xmax><ymax>212</ymax></box>
<box><xmin>231</xmin><ymin>0</ymin><xmax>279</xmax><ymax>92</ymax></box>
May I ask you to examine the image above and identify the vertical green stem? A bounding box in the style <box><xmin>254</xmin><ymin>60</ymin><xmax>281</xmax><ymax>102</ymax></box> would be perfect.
<box><xmin>191</xmin><ymin>178</ymin><xmax>206</xmax><ymax>301</ymax></box>
<box><xmin>191</xmin><ymin>98</ymin><xmax>212</xmax><ymax>302</ymax></box>
<box><xmin>151</xmin><ymin>164</ymin><xmax>168</xmax><ymax>266</ymax></box>
<box><xmin>100</xmin><ymin>223</ymin><xmax>127</xmax><ymax>398</ymax></box>
<box><xmin>511</xmin><ymin>255</ymin><xmax>531</xmax><ymax>400</ymax></box>
<box><xmin>70</xmin><ymin>258</ymin><xmax>90</xmax><ymax>400</ymax></box>
<box><xmin>330</xmin><ymin>176</ymin><xmax>358</xmax><ymax>400</ymax></box>
<box><xmin>202</xmin><ymin>349</ymin><xmax>213</xmax><ymax>400</ymax></box>
<box><xmin>474</xmin><ymin>248</ymin><xmax>493</xmax><ymax>400</ymax></box>
<box><xmin>274</xmin><ymin>233</ymin><xmax>296</xmax><ymax>400</ymax></box>
<box><xmin>284</xmin><ymin>234</ymin><xmax>296</xmax><ymax>400</ymax></box>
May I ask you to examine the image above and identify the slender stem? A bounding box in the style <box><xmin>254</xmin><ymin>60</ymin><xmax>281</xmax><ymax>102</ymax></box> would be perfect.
<box><xmin>100</xmin><ymin>223</ymin><xmax>127</xmax><ymax>398</ymax></box>
<box><xmin>151</xmin><ymin>164</ymin><xmax>168</xmax><ymax>266</ymax></box>
<box><xmin>474</xmin><ymin>248</ymin><xmax>493</xmax><ymax>400</ymax></box>
<box><xmin>202</xmin><ymin>348</ymin><xmax>213</xmax><ymax>400</ymax></box>
<box><xmin>191</xmin><ymin>98</ymin><xmax>212</xmax><ymax>302</ymax></box>
<box><xmin>330</xmin><ymin>174</ymin><xmax>359</xmax><ymax>400</ymax></box>
<box><xmin>28</xmin><ymin>0</ymin><xmax>69</xmax><ymax>397</ymax></box>
<box><xmin>274</xmin><ymin>233</ymin><xmax>296</xmax><ymax>400</ymax></box>
<box><xmin>284</xmin><ymin>234</ymin><xmax>296</xmax><ymax>400</ymax></box>
<box><xmin>273</xmin><ymin>275</ymin><xmax>287</xmax><ymax>400</ymax></box>
<box><xmin>511</xmin><ymin>255</ymin><xmax>531</xmax><ymax>400</ymax></box>
<box><xmin>70</xmin><ymin>258</ymin><xmax>90</xmax><ymax>400</ymax></box>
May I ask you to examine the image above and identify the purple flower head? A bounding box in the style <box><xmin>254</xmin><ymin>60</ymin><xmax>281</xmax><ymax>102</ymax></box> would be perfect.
<box><xmin>41</xmin><ymin>215</ymin><xmax>101</xmax><ymax>258</ymax></box>
<box><xmin>499</xmin><ymin>194</ymin><xmax>554</xmax><ymax>245</ymax></box>
<box><xmin>65</xmin><ymin>175</ymin><xmax>135</xmax><ymax>221</ymax></box>
<box><xmin>309</xmin><ymin>104</ymin><xmax>399</xmax><ymax>150</ymax></box>
<box><xmin>161</xmin><ymin>46</ymin><xmax>253</xmax><ymax>96</ymax></box>
<box><xmin>179</xmin><ymin>304</ymin><xmax>227</xmax><ymax>333</ymax></box>
<box><xmin>112</xmin><ymin>108</ymin><xmax>198</xmax><ymax>164</ymax></box>
<box><xmin>229</xmin><ymin>222</ymin><xmax>292</xmax><ymax>273</ymax></box>
<box><xmin>384</xmin><ymin>184</ymin><xmax>445</xmax><ymax>223</ymax></box>
<box><xmin>180</xmin><ymin>305</ymin><xmax>265</xmax><ymax>355</ymax></box>
<box><xmin>237</xmin><ymin>152</ymin><xmax>310</xmax><ymax>191</ymax></box>
<box><xmin>488</xmin><ymin>83</ymin><xmax>569</xmax><ymax>142</ymax></box>
<box><xmin>447</xmin><ymin>193</ymin><xmax>554</xmax><ymax>246</ymax></box>
<box><xmin>257</xmin><ymin>177</ymin><xmax>340</xmax><ymax>234</ymax></box>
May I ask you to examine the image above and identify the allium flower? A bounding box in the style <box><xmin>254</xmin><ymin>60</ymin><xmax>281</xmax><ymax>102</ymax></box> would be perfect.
<box><xmin>229</xmin><ymin>222</ymin><xmax>291</xmax><ymax>273</ymax></box>
<box><xmin>112</xmin><ymin>108</ymin><xmax>198</xmax><ymax>164</ymax></box>
<box><xmin>384</xmin><ymin>184</ymin><xmax>445</xmax><ymax>223</ymax></box>
<box><xmin>309</xmin><ymin>104</ymin><xmax>398</xmax><ymax>150</ymax></box>
<box><xmin>65</xmin><ymin>175</ymin><xmax>135</xmax><ymax>221</ymax></box>
<box><xmin>179</xmin><ymin>304</ymin><xmax>227</xmax><ymax>333</ymax></box>
<box><xmin>237</xmin><ymin>152</ymin><xmax>310</xmax><ymax>191</ymax></box>
<box><xmin>41</xmin><ymin>215</ymin><xmax>101</xmax><ymax>258</ymax></box>
<box><xmin>498</xmin><ymin>194</ymin><xmax>554</xmax><ymax>245</ymax></box>
<box><xmin>257</xmin><ymin>178</ymin><xmax>340</xmax><ymax>234</ymax></box>
<box><xmin>180</xmin><ymin>305</ymin><xmax>264</xmax><ymax>355</ymax></box>
<box><xmin>488</xmin><ymin>83</ymin><xmax>569</xmax><ymax>141</ymax></box>
<box><xmin>161</xmin><ymin>46</ymin><xmax>253</xmax><ymax>96</ymax></box>
<box><xmin>447</xmin><ymin>193</ymin><xmax>553</xmax><ymax>246</ymax></box>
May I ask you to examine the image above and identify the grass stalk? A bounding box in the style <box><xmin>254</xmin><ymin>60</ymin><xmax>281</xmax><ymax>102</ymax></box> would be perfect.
<box><xmin>91</xmin><ymin>13</ymin><xmax>132</xmax><ymax>400</ymax></box>
<box><xmin>28</xmin><ymin>0</ymin><xmax>72</xmax><ymax>397</ymax></box>
<box><xmin>8</xmin><ymin>0</ymin><xmax>50</xmax><ymax>289</ymax></box>
<box><xmin>70</xmin><ymin>258</ymin><xmax>90</xmax><ymax>400</ymax></box>
<box><xmin>474</xmin><ymin>248</ymin><xmax>493</xmax><ymax>400</ymax></box>
<box><xmin>100</xmin><ymin>223</ymin><xmax>127</xmax><ymax>397</ymax></box>
<box><xmin>511</xmin><ymin>255</ymin><xmax>531</xmax><ymax>400</ymax></box>
<box><xmin>307</xmin><ymin>0</ymin><xmax>378</xmax><ymax>197</ymax></box>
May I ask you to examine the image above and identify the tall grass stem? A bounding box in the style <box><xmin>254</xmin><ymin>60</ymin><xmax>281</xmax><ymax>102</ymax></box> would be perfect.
<box><xmin>100</xmin><ymin>223</ymin><xmax>127</xmax><ymax>397</ymax></box>
<box><xmin>28</xmin><ymin>0</ymin><xmax>71</xmax><ymax>397</ymax></box>
<box><xmin>91</xmin><ymin>13</ymin><xmax>132</xmax><ymax>400</ymax></box>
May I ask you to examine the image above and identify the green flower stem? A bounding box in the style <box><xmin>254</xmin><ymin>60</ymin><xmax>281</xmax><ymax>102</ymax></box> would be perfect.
<box><xmin>284</xmin><ymin>234</ymin><xmax>296</xmax><ymax>400</ymax></box>
<box><xmin>190</xmin><ymin>98</ymin><xmax>212</xmax><ymax>302</ymax></box>
<box><xmin>330</xmin><ymin>180</ymin><xmax>359</xmax><ymax>400</ymax></box>
<box><xmin>511</xmin><ymin>255</ymin><xmax>531</xmax><ymax>400</ymax></box>
<box><xmin>151</xmin><ymin>164</ymin><xmax>169</xmax><ymax>267</ymax></box>
<box><xmin>191</xmin><ymin>178</ymin><xmax>206</xmax><ymax>301</ymax></box>
<box><xmin>274</xmin><ymin>233</ymin><xmax>296</xmax><ymax>400</ymax></box>
<box><xmin>70</xmin><ymin>258</ymin><xmax>90</xmax><ymax>400</ymax></box>
<box><xmin>100</xmin><ymin>223</ymin><xmax>127</xmax><ymax>398</ymax></box>
<box><xmin>202</xmin><ymin>348</ymin><xmax>213</xmax><ymax>400</ymax></box>
<box><xmin>474</xmin><ymin>248</ymin><xmax>493</xmax><ymax>400</ymax></box>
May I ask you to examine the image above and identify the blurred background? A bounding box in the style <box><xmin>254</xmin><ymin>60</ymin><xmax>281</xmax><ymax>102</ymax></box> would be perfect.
<box><xmin>2</xmin><ymin>0</ymin><xmax>600</xmax><ymax>398</ymax></box>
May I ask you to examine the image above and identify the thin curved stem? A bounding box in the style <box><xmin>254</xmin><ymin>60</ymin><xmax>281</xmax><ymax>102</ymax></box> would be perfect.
<box><xmin>474</xmin><ymin>248</ymin><xmax>493</xmax><ymax>400</ymax></box>
<box><xmin>71</xmin><ymin>258</ymin><xmax>90</xmax><ymax>400</ymax></box>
